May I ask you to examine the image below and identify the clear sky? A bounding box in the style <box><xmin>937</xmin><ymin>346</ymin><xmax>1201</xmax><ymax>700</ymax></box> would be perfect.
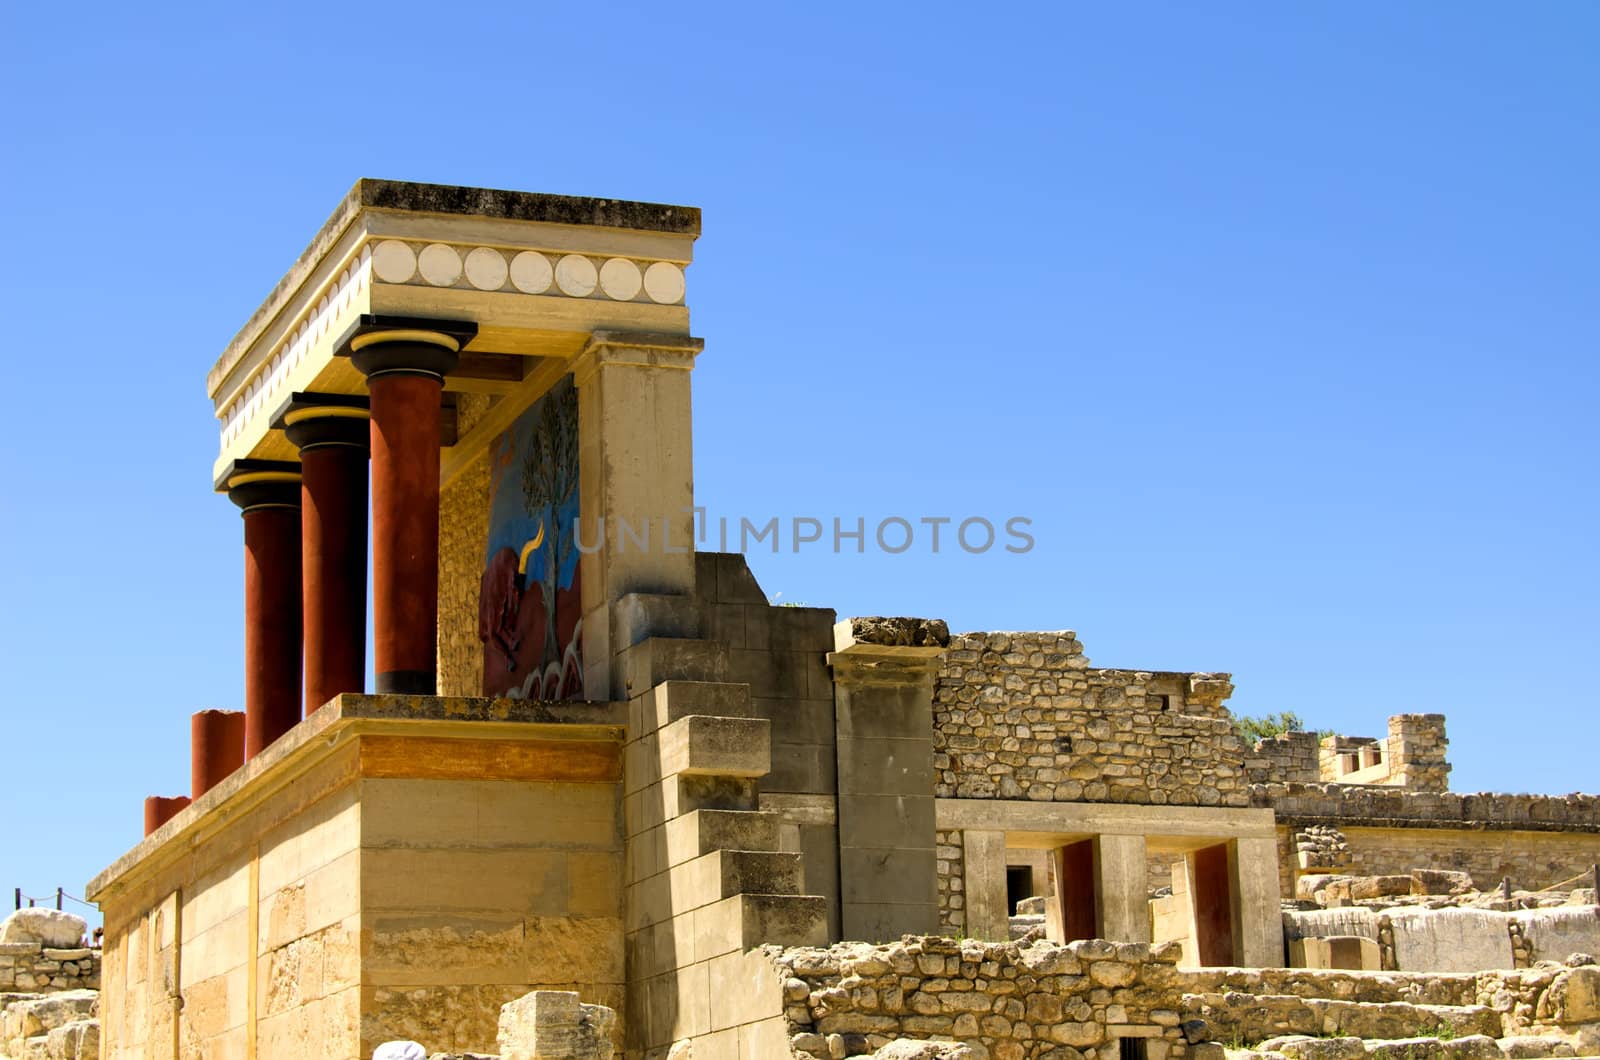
<box><xmin>1</xmin><ymin>2</ymin><xmax>1595</xmax><ymax>922</ymax></box>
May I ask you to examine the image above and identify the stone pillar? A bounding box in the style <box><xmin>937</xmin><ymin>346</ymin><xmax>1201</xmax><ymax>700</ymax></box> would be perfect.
<box><xmin>572</xmin><ymin>331</ymin><xmax>703</xmax><ymax>698</ymax></box>
<box><xmin>279</xmin><ymin>392</ymin><xmax>370</xmax><ymax>712</ymax></box>
<box><xmin>190</xmin><ymin>709</ymin><xmax>246</xmax><ymax>798</ymax></box>
<box><xmin>1387</xmin><ymin>713</ymin><xmax>1451</xmax><ymax>791</ymax></box>
<box><xmin>143</xmin><ymin>795</ymin><xmax>190</xmax><ymax>836</ymax></box>
<box><xmin>827</xmin><ymin>617</ymin><xmax>950</xmax><ymax>942</ymax></box>
<box><xmin>1233</xmin><ymin>835</ymin><xmax>1287</xmax><ymax>967</ymax></box>
<box><xmin>961</xmin><ymin>829</ymin><xmax>1010</xmax><ymax>941</ymax></box>
<box><xmin>222</xmin><ymin>459</ymin><xmax>303</xmax><ymax>757</ymax></box>
<box><xmin>341</xmin><ymin>316</ymin><xmax>475</xmax><ymax>695</ymax></box>
<box><xmin>1094</xmin><ymin>834</ymin><xmax>1151</xmax><ymax>943</ymax></box>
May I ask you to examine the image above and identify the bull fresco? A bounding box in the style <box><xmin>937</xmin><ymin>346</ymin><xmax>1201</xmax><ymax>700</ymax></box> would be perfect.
<box><xmin>478</xmin><ymin>375</ymin><xmax>582</xmax><ymax>699</ymax></box>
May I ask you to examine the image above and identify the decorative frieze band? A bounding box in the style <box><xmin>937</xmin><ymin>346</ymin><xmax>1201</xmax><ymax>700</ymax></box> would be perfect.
<box><xmin>369</xmin><ymin>240</ymin><xmax>686</xmax><ymax>305</ymax></box>
<box><xmin>217</xmin><ymin>239</ymin><xmax>688</xmax><ymax>448</ymax></box>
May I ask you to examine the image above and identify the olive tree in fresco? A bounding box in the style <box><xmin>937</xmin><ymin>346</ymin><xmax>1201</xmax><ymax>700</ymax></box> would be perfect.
<box><xmin>519</xmin><ymin>378</ymin><xmax>580</xmax><ymax>674</ymax></box>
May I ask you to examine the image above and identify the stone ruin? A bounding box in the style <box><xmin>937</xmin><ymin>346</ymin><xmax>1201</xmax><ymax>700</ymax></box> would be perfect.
<box><xmin>27</xmin><ymin>179</ymin><xmax>1594</xmax><ymax>1059</ymax></box>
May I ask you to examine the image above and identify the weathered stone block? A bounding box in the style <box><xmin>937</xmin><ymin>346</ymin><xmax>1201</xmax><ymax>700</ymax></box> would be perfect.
<box><xmin>0</xmin><ymin>912</ymin><xmax>85</xmax><ymax>950</ymax></box>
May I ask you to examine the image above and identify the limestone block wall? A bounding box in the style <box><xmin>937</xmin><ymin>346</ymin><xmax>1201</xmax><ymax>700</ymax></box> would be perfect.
<box><xmin>934</xmin><ymin>632</ymin><xmax>1247</xmax><ymax>807</ymax></box>
<box><xmin>775</xmin><ymin>935</ymin><xmax>1194</xmax><ymax>1060</ymax></box>
<box><xmin>0</xmin><ymin>942</ymin><xmax>98</xmax><ymax>993</ymax></box>
<box><xmin>91</xmin><ymin>695</ymin><xmax>628</xmax><ymax>1060</ymax></box>
<box><xmin>97</xmin><ymin>747</ymin><xmax>364</xmax><ymax>1060</ymax></box>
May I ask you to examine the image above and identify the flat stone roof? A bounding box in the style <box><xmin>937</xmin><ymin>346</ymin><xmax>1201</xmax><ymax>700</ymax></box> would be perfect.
<box><xmin>207</xmin><ymin>178</ymin><xmax>701</xmax><ymax>397</ymax></box>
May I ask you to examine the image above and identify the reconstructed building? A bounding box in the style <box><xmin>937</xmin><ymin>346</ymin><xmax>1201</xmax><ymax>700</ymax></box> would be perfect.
<box><xmin>79</xmin><ymin>181</ymin><xmax>1600</xmax><ymax>1060</ymax></box>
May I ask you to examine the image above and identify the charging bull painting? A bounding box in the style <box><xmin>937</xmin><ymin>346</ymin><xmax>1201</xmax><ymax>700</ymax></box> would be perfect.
<box><xmin>479</xmin><ymin>375</ymin><xmax>582</xmax><ymax>699</ymax></box>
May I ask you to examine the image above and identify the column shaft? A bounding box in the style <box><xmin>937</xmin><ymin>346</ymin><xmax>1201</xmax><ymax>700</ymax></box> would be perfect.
<box><xmin>190</xmin><ymin>709</ymin><xmax>246</xmax><ymax>799</ymax></box>
<box><xmin>301</xmin><ymin>441</ymin><xmax>368</xmax><ymax>709</ymax></box>
<box><xmin>369</xmin><ymin>373</ymin><xmax>443</xmax><ymax>693</ymax></box>
<box><xmin>143</xmin><ymin>795</ymin><xmax>190</xmax><ymax>837</ymax></box>
<box><xmin>243</xmin><ymin>506</ymin><xmax>303</xmax><ymax>754</ymax></box>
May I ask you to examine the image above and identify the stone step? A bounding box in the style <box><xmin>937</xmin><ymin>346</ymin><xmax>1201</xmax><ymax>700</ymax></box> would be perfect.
<box><xmin>663</xmin><ymin>808</ymin><xmax>783</xmax><ymax>865</ymax></box>
<box><xmin>678</xmin><ymin>849</ymin><xmax>804</xmax><ymax>903</ymax></box>
<box><xmin>619</xmin><ymin>637</ymin><xmax>730</xmax><ymax>694</ymax></box>
<box><xmin>1184</xmin><ymin>991</ymin><xmax>1501</xmax><ymax>1044</ymax></box>
<box><xmin>630</xmin><ymin>680</ymin><xmax>752</xmax><ymax>736</ymax></box>
<box><xmin>614</xmin><ymin>592</ymin><xmax>701</xmax><ymax>649</ymax></box>
<box><xmin>657</xmin><ymin>715</ymin><xmax>770</xmax><ymax>780</ymax></box>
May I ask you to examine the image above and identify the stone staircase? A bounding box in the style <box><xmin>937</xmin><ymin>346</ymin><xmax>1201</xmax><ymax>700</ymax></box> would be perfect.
<box><xmin>617</xmin><ymin>614</ymin><xmax>828</xmax><ymax>1058</ymax></box>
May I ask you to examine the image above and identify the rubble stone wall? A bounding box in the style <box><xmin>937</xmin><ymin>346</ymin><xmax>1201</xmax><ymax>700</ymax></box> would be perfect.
<box><xmin>1387</xmin><ymin>713</ymin><xmax>1451</xmax><ymax>792</ymax></box>
<box><xmin>934</xmin><ymin>633</ymin><xmax>1248</xmax><ymax>808</ymax></box>
<box><xmin>1245</xmin><ymin>731</ymin><xmax>1321</xmax><ymax>785</ymax></box>
<box><xmin>775</xmin><ymin>935</ymin><xmax>1194</xmax><ymax>1060</ymax></box>
<box><xmin>936</xmin><ymin>830</ymin><xmax>965</xmax><ymax>936</ymax></box>
<box><xmin>436</xmin><ymin>393</ymin><xmax>493</xmax><ymax>698</ymax></box>
<box><xmin>0</xmin><ymin>942</ymin><xmax>99</xmax><ymax>993</ymax></box>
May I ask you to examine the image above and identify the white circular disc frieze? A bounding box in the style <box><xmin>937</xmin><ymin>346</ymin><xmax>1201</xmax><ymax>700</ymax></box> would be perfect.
<box><xmin>600</xmin><ymin>258</ymin><xmax>643</xmax><ymax>301</ymax></box>
<box><xmin>464</xmin><ymin>247</ymin><xmax>510</xmax><ymax>291</ymax></box>
<box><xmin>643</xmin><ymin>261</ymin><xmax>685</xmax><ymax>304</ymax></box>
<box><xmin>418</xmin><ymin>244</ymin><xmax>463</xmax><ymax>286</ymax></box>
<box><xmin>372</xmin><ymin>240</ymin><xmax>417</xmax><ymax>283</ymax></box>
<box><xmin>509</xmin><ymin>251</ymin><xmax>554</xmax><ymax>293</ymax></box>
<box><xmin>555</xmin><ymin>254</ymin><xmax>598</xmax><ymax>297</ymax></box>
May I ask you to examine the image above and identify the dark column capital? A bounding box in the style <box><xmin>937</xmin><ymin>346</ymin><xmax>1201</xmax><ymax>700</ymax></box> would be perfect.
<box><xmin>273</xmin><ymin>392</ymin><xmax>371</xmax><ymax>452</ymax></box>
<box><xmin>217</xmin><ymin>458</ymin><xmax>302</xmax><ymax>514</ymax></box>
<box><xmin>336</xmin><ymin>314</ymin><xmax>477</xmax><ymax>382</ymax></box>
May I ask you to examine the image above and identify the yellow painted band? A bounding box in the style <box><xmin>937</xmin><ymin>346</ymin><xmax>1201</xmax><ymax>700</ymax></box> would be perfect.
<box><xmin>349</xmin><ymin>329</ymin><xmax>461</xmax><ymax>353</ymax></box>
<box><xmin>282</xmin><ymin>406</ymin><xmax>371</xmax><ymax>426</ymax></box>
<box><xmin>227</xmin><ymin>471</ymin><xmax>302</xmax><ymax>488</ymax></box>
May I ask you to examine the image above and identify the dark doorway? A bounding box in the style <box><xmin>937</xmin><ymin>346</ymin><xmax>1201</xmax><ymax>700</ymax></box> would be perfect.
<box><xmin>1006</xmin><ymin>866</ymin><xmax>1034</xmax><ymax>915</ymax></box>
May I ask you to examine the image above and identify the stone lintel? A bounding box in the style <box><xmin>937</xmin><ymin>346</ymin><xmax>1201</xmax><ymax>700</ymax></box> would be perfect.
<box><xmin>87</xmin><ymin>692</ymin><xmax>626</xmax><ymax>902</ymax></box>
<box><xmin>935</xmin><ymin>798</ymin><xmax>1279</xmax><ymax>843</ymax></box>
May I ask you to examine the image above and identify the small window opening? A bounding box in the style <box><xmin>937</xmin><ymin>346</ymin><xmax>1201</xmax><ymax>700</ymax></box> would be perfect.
<box><xmin>1152</xmin><ymin>694</ymin><xmax>1171</xmax><ymax>712</ymax></box>
<box><xmin>1005</xmin><ymin>866</ymin><xmax>1034</xmax><ymax>915</ymax></box>
<box><xmin>1120</xmin><ymin>1039</ymin><xmax>1149</xmax><ymax>1060</ymax></box>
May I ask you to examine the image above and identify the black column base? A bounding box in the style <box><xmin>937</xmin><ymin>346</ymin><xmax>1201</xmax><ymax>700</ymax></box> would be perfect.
<box><xmin>375</xmin><ymin>669</ymin><xmax>437</xmax><ymax>695</ymax></box>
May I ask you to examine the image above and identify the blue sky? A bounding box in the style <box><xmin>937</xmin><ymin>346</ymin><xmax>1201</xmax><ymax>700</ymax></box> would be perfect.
<box><xmin>1</xmin><ymin>2</ymin><xmax>1595</xmax><ymax>919</ymax></box>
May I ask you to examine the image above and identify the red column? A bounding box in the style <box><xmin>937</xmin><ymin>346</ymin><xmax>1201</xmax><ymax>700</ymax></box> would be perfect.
<box><xmin>345</xmin><ymin>323</ymin><xmax>468</xmax><ymax>695</ymax></box>
<box><xmin>281</xmin><ymin>395</ymin><xmax>370</xmax><ymax>712</ymax></box>
<box><xmin>191</xmin><ymin>709</ymin><xmax>246</xmax><ymax>799</ymax></box>
<box><xmin>143</xmin><ymin>795</ymin><xmax>191</xmax><ymax>837</ymax></box>
<box><xmin>224</xmin><ymin>461</ymin><xmax>303</xmax><ymax>756</ymax></box>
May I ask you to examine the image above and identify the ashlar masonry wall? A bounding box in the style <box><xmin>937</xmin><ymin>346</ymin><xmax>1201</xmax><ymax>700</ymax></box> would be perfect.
<box><xmin>933</xmin><ymin>632</ymin><xmax>1247</xmax><ymax>808</ymax></box>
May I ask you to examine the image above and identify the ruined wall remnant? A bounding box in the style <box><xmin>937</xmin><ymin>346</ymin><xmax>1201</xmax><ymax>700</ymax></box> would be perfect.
<box><xmin>1246</xmin><ymin>730</ymin><xmax>1321</xmax><ymax>785</ymax></box>
<box><xmin>1387</xmin><ymin>713</ymin><xmax>1451</xmax><ymax>792</ymax></box>
<box><xmin>933</xmin><ymin>632</ymin><xmax>1247</xmax><ymax>807</ymax></box>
